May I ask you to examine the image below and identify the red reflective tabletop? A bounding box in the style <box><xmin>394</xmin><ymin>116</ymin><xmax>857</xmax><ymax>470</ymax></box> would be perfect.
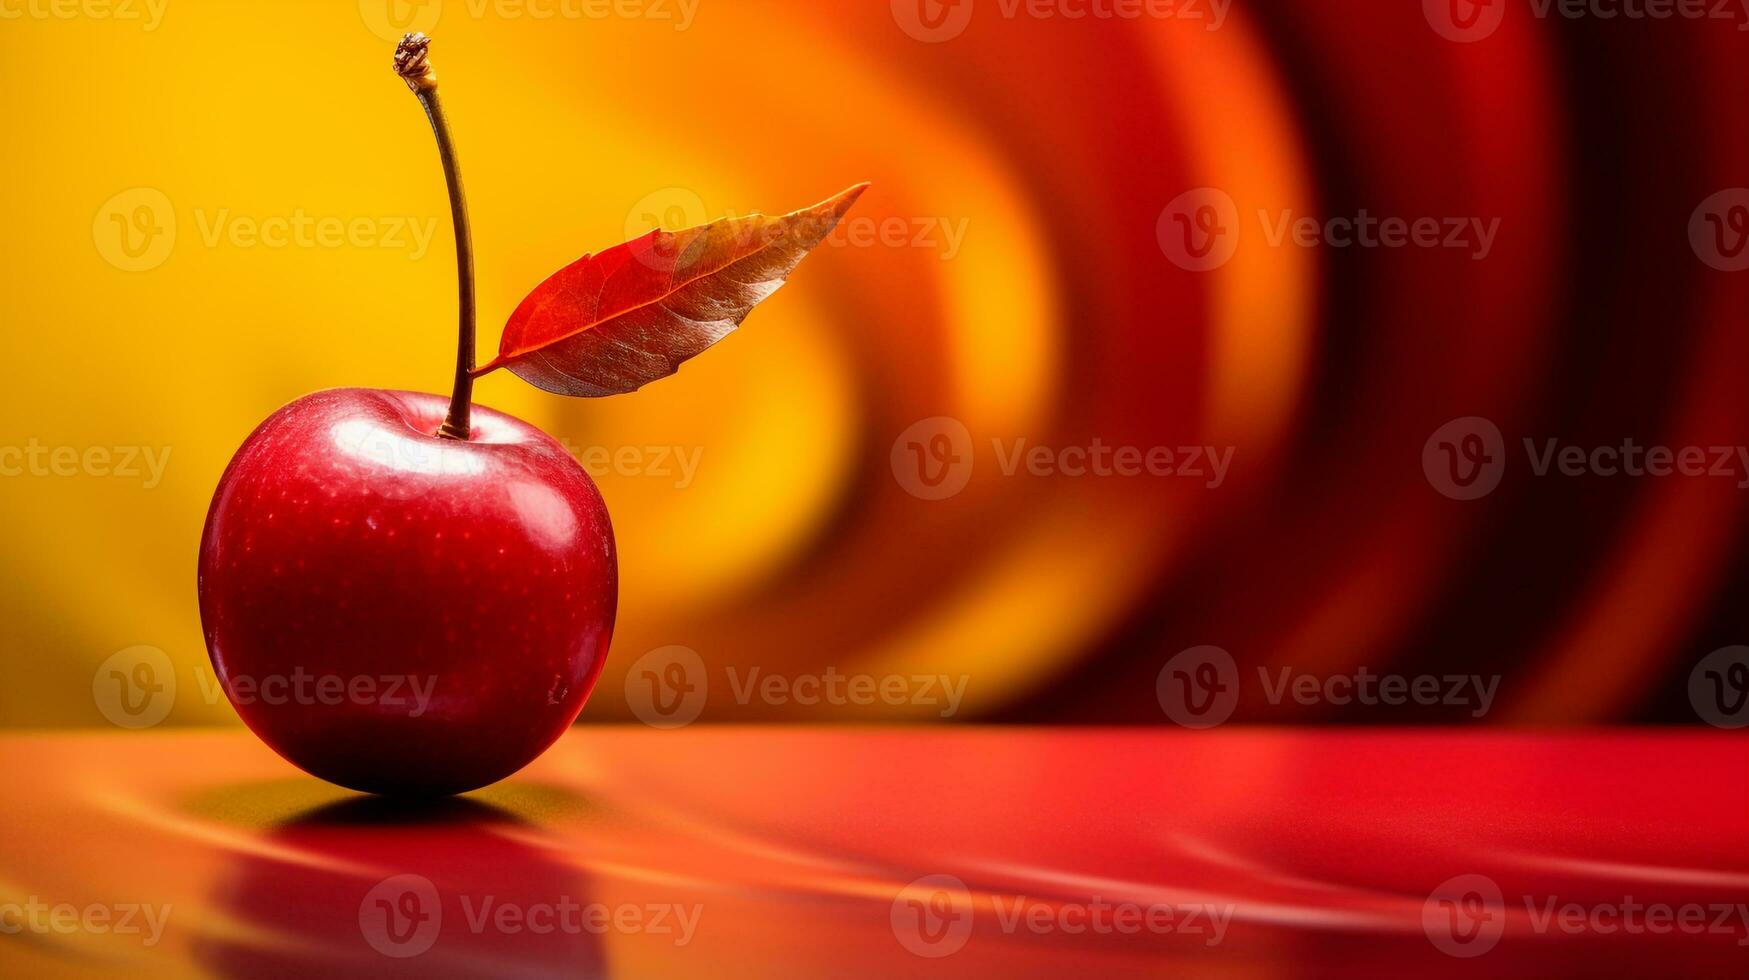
<box><xmin>0</xmin><ymin>729</ymin><xmax>1744</xmax><ymax>978</ymax></box>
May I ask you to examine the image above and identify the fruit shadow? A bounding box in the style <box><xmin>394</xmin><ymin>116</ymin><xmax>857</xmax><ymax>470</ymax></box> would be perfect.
<box><xmin>188</xmin><ymin>780</ymin><xmax>605</xmax><ymax>979</ymax></box>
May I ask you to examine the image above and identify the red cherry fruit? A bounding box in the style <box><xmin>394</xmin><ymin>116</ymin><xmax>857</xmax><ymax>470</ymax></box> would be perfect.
<box><xmin>198</xmin><ymin>388</ymin><xmax>615</xmax><ymax>795</ymax></box>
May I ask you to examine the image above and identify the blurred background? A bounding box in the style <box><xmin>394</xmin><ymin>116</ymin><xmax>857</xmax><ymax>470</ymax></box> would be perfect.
<box><xmin>2</xmin><ymin>0</ymin><xmax>1746</xmax><ymax>727</ymax></box>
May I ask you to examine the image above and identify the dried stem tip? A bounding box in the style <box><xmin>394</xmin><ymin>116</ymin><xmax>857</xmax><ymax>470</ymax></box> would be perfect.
<box><xmin>394</xmin><ymin>33</ymin><xmax>437</xmax><ymax>93</ymax></box>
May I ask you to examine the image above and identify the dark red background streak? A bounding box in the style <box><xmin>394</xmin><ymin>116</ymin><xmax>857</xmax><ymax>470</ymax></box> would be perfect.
<box><xmin>951</xmin><ymin>6</ymin><xmax>1749</xmax><ymax>723</ymax></box>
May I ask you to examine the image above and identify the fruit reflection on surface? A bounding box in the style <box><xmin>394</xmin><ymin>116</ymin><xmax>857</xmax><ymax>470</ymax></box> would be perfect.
<box><xmin>198</xmin><ymin>792</ymin><xmax>604</xmax><ymax>979</ymax></box>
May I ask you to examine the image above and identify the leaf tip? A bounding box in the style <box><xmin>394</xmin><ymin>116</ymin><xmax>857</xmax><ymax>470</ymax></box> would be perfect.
<box><xmin>832</xmin><ymin>181</ymin><xmax>872</xmax><ymax>213</ymax></box>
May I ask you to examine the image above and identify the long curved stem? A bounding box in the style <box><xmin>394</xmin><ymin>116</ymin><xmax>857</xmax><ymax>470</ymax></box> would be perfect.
<box><xmin>395</xmin><ymin>34</ymin><xmax>475</xmax><ymax>440</ymax></box>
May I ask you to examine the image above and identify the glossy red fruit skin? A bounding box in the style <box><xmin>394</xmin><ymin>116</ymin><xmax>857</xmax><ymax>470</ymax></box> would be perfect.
<box><xmin>198</xmin><ymin>388</ymin><xmax>616</xmax><ymax>796</ymax></box>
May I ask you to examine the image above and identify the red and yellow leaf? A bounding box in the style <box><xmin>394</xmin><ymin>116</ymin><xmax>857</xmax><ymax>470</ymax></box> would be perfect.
<box><xmin>477</xmin><ymin>183</ymin><xmax>868</xmax><ymax>397</ymax></box>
